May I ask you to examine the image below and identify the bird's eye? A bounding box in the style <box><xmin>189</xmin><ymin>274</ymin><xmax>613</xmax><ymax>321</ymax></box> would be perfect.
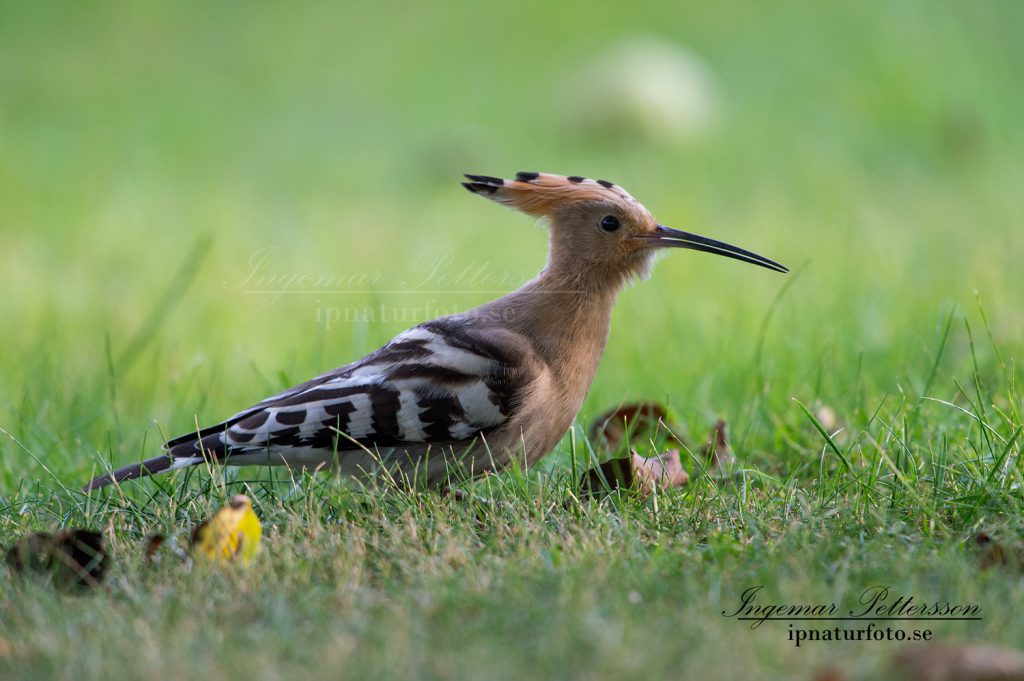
<box><xmin>599</xmin><ymin>215</ymin><xmax>621</xmax><ymax>232</ymax></box>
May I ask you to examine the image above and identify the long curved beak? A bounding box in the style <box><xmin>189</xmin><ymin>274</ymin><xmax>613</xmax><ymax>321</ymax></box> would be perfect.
<box><xmin>637</xmin><ymin>225</ymin><xmax>788</xmax><ymax>273</ymax></box>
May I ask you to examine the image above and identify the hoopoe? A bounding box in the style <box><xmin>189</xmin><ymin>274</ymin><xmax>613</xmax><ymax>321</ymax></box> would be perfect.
<box><xmin>83</xmin><ymin>172</ymin><xmax>786</xmax><ymax>492</ymax></box>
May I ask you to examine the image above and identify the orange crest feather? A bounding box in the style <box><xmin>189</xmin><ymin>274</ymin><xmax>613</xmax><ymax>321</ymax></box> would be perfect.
<box><xmin>463</xmin><ymin>172</ymin><xmax>638</xmax><ymax>217</ymax></box>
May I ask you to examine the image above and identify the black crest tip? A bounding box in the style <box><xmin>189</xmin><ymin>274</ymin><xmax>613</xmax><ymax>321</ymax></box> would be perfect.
<box><xmin>462</xmin><ymin>182</ymin><xmax>498</xmax><ymax>195</ymax></box>
<box><xmin>567</xmin><ymin>176</ymin><xmax>585</xmax><ymax>183</ymax></box>
<box><xmin>596</xmin><ymin>179</ymin><xmax>615</xmax><ymax>189</ymax></box>
<box><xmin>463</xmin><ymin>174</ymin><xmax>504</xmax><ymax>186</ymax></box>
<box><xmin>515</xmin><ymin>171</ymin><xmax>540</xmax><ymax>182</ymax></box>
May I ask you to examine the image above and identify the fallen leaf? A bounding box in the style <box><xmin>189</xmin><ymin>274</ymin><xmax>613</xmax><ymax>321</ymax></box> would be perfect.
<box><xmin>191</xmin><ymin>495</ymin><xmax>262</xmax><ymax>566</ymax></box>
<box><xmin>589</xmin><ymin>402</ymin><xmax>673</xmax><ymax>452</ymax></box>
<box><xmin>701</xmin><ymin>418</ymin><xmax>732</xmax><ymax>471</ymax></box>
<box><xmin>890</xmin><ymin>642</ymin><xmax>1024</xmax><ymax>681</ymax></box>
<box><xmin>631</xmin><ymin>449</ymin><xmax>690</xmax><ymax>494</ymax></box>
<box><xmin>580</xmin><ymin>448</ymin><xmax>689</xmax><ymax>498</ymax></box>
<box><xmin>5</xmin><ymin>529</ymin><xmax>107</xmax><ymax>588</ymax></box>
<box><xmin>143</xmin><ymin>534</ymin><xmax>166</xmax><ymax>567</ymax></box>
<box><xmin>974</xmin><ymin>531</ymin><xmax>1023</xmax><ymax>572</ymax></box>
<box><xmin>580</xmin><ymin>456</ymin><xmax>637</xmax><ymax>496</ymax></box>
<box><xmin>582</xmin><ymin>402</ymin><xmax>737</xmax><ymax>496</ymax></box>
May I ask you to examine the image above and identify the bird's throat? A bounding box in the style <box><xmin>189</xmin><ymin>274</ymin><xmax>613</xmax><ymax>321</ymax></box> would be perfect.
<box><xmin>491</xmin><ymin>268</ymin><xmax>619</xmax><ymax>392</ymax></box>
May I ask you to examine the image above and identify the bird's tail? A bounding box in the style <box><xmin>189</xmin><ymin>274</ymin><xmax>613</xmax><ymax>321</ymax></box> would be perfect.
<box><xmin>83</xmin><ymin>427</ymin><xmax>227</xmax><ymax>492</ymax></box>
<box><xmin>82</xmin><ymin>455</ymin><xmax>178</xmax><ymax>492</ymax></box>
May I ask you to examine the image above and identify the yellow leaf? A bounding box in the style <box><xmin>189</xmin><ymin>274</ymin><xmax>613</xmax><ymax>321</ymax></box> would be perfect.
<box><xmin>191</xmin><ymin>495</ymin><xmax>262</xmax><ymax>566</ymax></box>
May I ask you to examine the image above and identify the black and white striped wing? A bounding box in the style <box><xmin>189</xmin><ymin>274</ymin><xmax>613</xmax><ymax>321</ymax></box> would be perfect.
<box><xmin>164</xmin><ymin>319</ymin><xmax>532</xmax><ymax>461</ymax></box>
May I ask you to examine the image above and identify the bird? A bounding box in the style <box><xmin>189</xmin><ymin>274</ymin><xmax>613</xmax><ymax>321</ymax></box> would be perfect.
<box><xmin>83</xmin><ymin>172</ymin><xmax>786</xmax><ymax>492</ymax></box>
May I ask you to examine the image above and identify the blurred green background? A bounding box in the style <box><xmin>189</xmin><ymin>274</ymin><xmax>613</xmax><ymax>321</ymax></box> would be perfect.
<box><xmin>1</xmin><ymin>0</ymin><xmax>1021</xmax><ymax>485</ymax></box>
<box><xmin>3</xmin><ymin>4</ymin><xmax>1024</xmax><ymax>680</ymax></box>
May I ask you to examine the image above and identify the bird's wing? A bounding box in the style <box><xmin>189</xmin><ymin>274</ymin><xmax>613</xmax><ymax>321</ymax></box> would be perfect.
<box><xmin>160</xmin><ymin>368</ymin><xmax>345</xmax><ymax>453</ymax></box>
<box><xmin>164</xmin><ymin>318</ymin><xmax>537</xmax><ymax>460</ymax></box>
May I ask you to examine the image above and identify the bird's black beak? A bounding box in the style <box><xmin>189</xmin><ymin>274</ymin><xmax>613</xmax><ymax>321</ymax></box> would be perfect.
<box><xmin>637</xmin><ymin>225</ymin><xmax>788</xmax><ymax>273</ymax></box>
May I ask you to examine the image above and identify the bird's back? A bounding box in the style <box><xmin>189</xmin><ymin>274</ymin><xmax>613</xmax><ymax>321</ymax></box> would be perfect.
<box><xmin>156</xmin><ymin>315</ymin><xmax>549</xmax><ymax>485</ymax></box>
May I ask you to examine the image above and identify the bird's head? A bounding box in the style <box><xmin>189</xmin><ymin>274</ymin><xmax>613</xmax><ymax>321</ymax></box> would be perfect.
<box><xmin>463</xmin><ymin>171</ymin><xmax>786</xmax><ymax>288</ymax></box>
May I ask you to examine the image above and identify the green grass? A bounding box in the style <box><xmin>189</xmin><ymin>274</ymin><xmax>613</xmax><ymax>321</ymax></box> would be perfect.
<box><xmin>2</xmin><ymin>1</ymin><xmax>1023</xmax><ymax>679</ymax></box>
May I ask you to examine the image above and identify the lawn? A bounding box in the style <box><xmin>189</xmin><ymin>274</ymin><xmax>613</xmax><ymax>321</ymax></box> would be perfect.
<box><xmin>1</xmin><ymin>2</ymin><xmax>1023</xmax><ymax>679</ymax></box>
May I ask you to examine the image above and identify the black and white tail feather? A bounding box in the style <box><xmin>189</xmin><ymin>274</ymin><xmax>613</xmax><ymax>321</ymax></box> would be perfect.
<box><xmin>83</xmin><ymin>318</ymin><xmax>532</xmax><ymax>491</ymax></box>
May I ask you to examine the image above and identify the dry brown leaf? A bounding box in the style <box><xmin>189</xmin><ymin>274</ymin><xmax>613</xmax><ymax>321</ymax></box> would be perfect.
<box><xmin>580</xmin><ymin>457</ymin><xmax>636</xmax><ymax>496</ymax></box>
<box><xmin>974</xmin><ymin>532</ymin><xmax>1024</xmax><ymax>573</ymax></box>
<box><xmin>631</xmin><ymin>449</ymin><xmax>690</xmax><ymax>494</ymax></box>
<box><xmin>890</xmin><ymin>642</ymin><xmax>1024</xmax><ymax>681</ymax></box>
<box><xmin>5</xmin><ymin>529</ymin><xmax>107</xmax><ymax>588</ymax></box>
<box><xmin>580</xmin><ymin>449</ymin><xmax>689</xmax><ymax>498</ymax></box>
<box><xmin>701</xmin><ymin>418</ymin><xmax>732</xmax><ymax>471</ymax></box>
<box><xmin>582</xmin><ymin>401</ymin><xmax>735</xmax><ymax>496</ymax></box>
<box><xmin>143</xmin><ymin>534</ymin><xmax>166</xmax><ymax>567</ymax></box>
<box><xmin>589</xmin><ymin>402</ymin><xmax>673</xmax><ymax>452</ymax></box>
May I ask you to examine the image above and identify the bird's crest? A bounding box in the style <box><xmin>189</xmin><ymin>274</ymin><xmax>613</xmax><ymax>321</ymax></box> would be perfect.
<box><xmin>462</xmin><ymin>172</ymin><xmax>638</xmax><ymax>217</ymax></box>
